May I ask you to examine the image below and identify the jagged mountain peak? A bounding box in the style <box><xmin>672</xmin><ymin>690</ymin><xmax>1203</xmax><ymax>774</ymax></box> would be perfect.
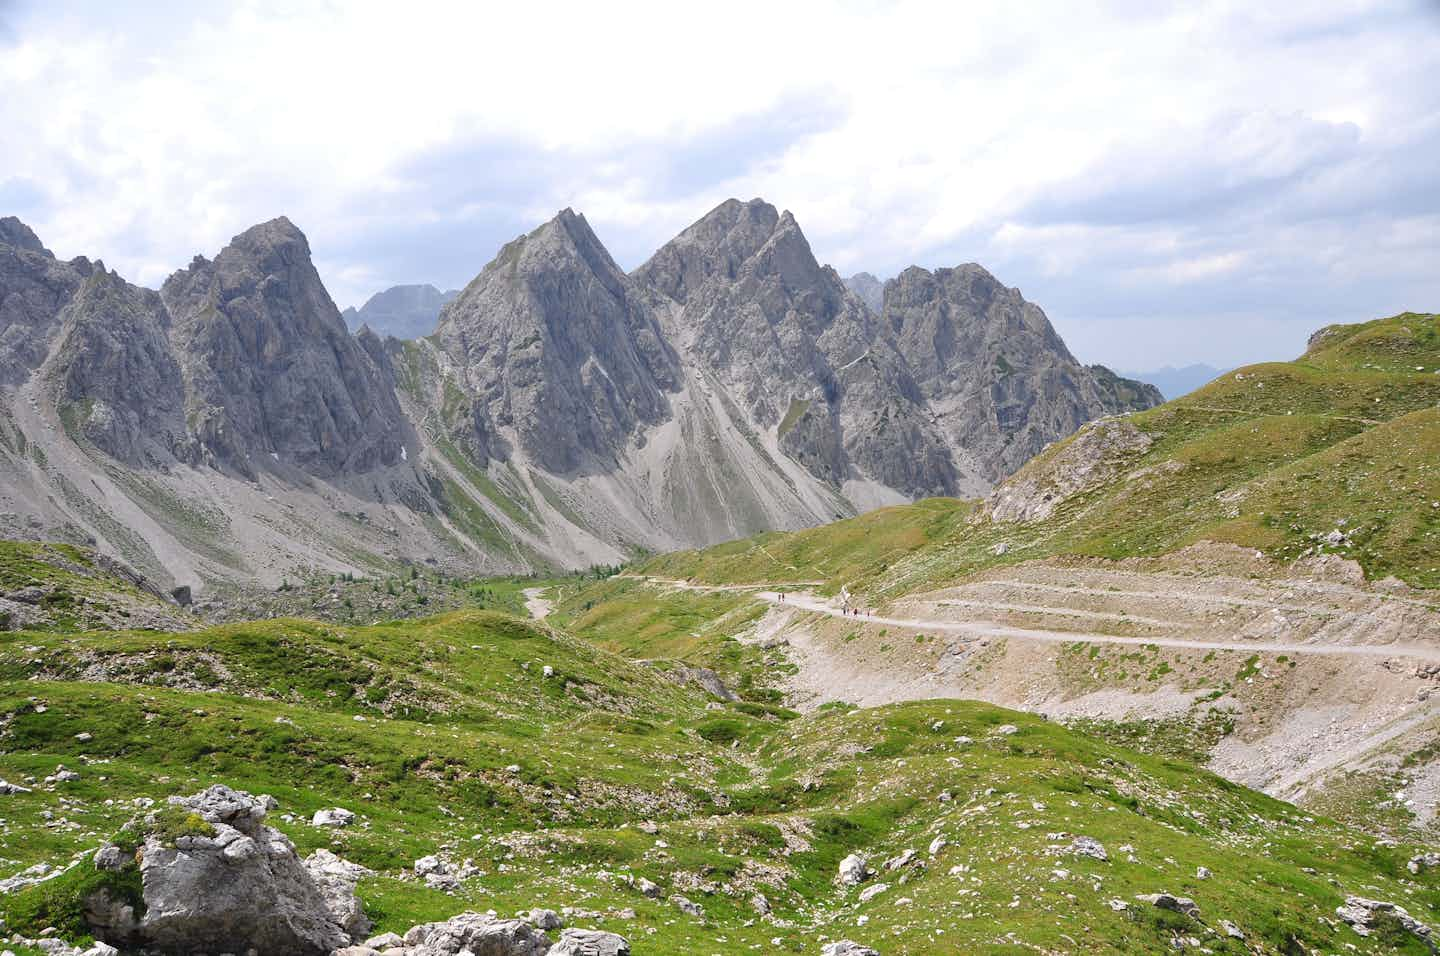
<box><xmin>234</xmin><ymin>214</ymin><xmax>306</xmax><ymax>246</ymax></box>
<box><xmin>0</xmin><ymin>216</ymin><xmax>52</xmax><ymax>257</ymax></box>
<box><xmin>632</xmin><ymin>197</ymin><xmax>782</xmax><ymax>304</ymax></box>
<box><xmin>742</xmin><ymin>206</ymin><xmax>829</xmax><ymax>290</ymax></box>
<box><xmin>160</xmin><ymin>215</ymin><xmax>407</xmax><ymax>478</ymax></box>
<box><xmin>435</xmin><ymin>206</ymin><xmax>679</xmax><ymax>474</ymax></box>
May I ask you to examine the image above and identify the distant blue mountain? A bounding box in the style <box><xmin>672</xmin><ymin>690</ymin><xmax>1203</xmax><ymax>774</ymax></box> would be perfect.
<box><xmin>342</xmin><ymin>284</ymin><xmax>459</xmax><ymax>339</ymax></box>
<box><xmin>1120</xmin><ymin>363</ymin><xmax>1229</xmax><ymax>401</ymax></box>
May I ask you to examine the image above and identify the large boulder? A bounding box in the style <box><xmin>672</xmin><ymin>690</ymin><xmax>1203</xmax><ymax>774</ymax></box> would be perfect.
<box><xmin>400</xmin><ymin>911</ymin><xmax>552</xmax><ymax>955</ymax></box>
<box><xmin>549</xmin><ymin>928</ymin><xmax>631</xmax><ymax>955</ymax></box>
<box><xmin>88</xmin><ymin>785</ymin><xmax>365</xmax><ymax>955</ymax></box>
<box><xmin>305</xmin><ymin>848</ymin><xmax>374</xmax><ymax>941</ymax></box>
<box><xmin>836</xmin><ymin>853</ymin><xmax>870</xmax><ymax>886</ymax></box>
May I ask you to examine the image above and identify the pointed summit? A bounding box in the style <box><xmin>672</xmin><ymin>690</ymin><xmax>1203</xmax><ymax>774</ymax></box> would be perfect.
<box><xmin>843</xmin><ymin>272</ymin><xmax>884</xmax><ymax>314</ymax></box>
<box><xmin>0</xmin><ymin>216</ymin><xmax>53</xmax><ymax>257</ymax></box>
<box><xmin>162</xmin><ymin>217</ymin><xmax>408</xmax><ymax>478</ymax></box>
<box><xmin>436</xmin><ymin>209</ymin><xmax>679</xmax><ymax>474</ymax></box>
<box><xmin>632</xmin><ymin>198</ymin><xmax>780</xmax><ymax>304</ymax></box>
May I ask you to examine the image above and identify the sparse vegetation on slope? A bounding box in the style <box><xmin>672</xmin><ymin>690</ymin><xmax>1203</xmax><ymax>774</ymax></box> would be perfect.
<box><xmin>0</xmin><ymin>541</ymin><xmax>192</xmax><ymax>632</ymax></box>
<box><xmin>639</xmin><ymin>498</ymin><xmax>972</xmax><ymax>597</ymax></box>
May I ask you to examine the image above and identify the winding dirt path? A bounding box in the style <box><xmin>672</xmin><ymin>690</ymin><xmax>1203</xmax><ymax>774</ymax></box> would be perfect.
<box><xmin>522</xmin><ymin>587</ymin><xmax>554</xmax><ymax>621</ymax></box>
<box><xmin>629</xmin><ymin>576</ymin><xmax>1440</xmax><ymax>662</ymax></box>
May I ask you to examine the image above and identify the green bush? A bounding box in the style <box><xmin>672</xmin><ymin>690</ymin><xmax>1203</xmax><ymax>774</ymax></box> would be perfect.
<box><xmin>0</xmin><ymin>862</ymin><xmax>143</xmax><ymax>941</ymax></box>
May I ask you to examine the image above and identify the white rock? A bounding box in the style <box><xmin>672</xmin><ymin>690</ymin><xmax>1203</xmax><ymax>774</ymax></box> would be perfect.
<box><xmin>670</xmin><ymin>894</ymin><xmax>704</xmax><ymax>917</ymax></box>
<box><xmin>312</xmin><ymin>807</ymin><xmax>356</xmax><ymax>828</ymax></box>
<box><xmin>821</xmin><ymin>942</ymin><xmax>880</xmax><ymax>956</ymax></box>
<box><xmin>837</xmin><ymin>853</ymin><xmax>870</xmax><ymax>886</ymax></box>
<box><xmin>857</xmin><ymin>882</ymin><xmax>889</xmax><ymax>903</ymax></box>
<box><xmin>550</xmin><ymin>928</ymin><xmax>630</xmax><ymax>955</ymax></box>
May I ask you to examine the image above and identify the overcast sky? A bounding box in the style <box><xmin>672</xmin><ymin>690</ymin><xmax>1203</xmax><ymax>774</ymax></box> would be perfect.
<box><xmin>2</xmin><ymin>1</ymin><xmax>1437</xmax><ymax>370</ymax></box>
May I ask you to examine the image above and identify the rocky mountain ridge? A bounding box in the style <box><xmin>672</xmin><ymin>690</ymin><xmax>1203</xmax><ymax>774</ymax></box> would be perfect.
<box><xmin>0</xmin><ymin>201</ymin><xmax>1158</xmax><ymax>594</ymax></box>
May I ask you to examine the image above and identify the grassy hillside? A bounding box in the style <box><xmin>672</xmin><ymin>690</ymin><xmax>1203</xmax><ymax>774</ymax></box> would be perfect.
<box><xmin>547</xmin><ymin>577</ymin><xmax>777</xmax><ymax>699</ymax></box>
<box><xmin>3</xmin><ymin>611</ymin><xmax>1439</xmax><ymax>953</ymax></box>
<box><xmin>637</xmin><ymin>498</ymin><xmax>972</xmax><ymax>597</ymax></box>
<box><xmin>642</xmin><ymin>312</ymin><xmax>1440</xmax><ymax>598</ymax></box>
<box><xmin>0</xmin><ymin>540</ymin><xmax>191</xmax><ymax>632</ymax></box>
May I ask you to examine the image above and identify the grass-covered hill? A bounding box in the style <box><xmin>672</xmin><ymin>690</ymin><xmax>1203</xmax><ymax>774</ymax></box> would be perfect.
<box><xmin>3</xmin><ymin>610</ymin><xmax>1440</xmax><ymax>953</ymax></box>
<box><xmin>642</xmin><ymin>312</ymin><xmax>1440</xmax><ymax>597</ymax></box>
<box><xmin>0</xmin><ymin>540</ymin><xmax>194</xmax><ymax>632</ymax></box>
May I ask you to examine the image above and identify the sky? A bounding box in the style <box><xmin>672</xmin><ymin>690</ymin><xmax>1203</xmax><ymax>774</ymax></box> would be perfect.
<box><xmin>1</xmin><ymin>1</ymin><xmax>1437</xmax><ymax>371</ymax></box>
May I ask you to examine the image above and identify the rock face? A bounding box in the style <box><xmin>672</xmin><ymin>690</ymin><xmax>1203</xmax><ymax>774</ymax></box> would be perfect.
<box><xmin>45</xmin><ymin>268</ymin><xmax>189</xmax><ymax>467</ymax></box>
<box><xmin>162</xmin><ymin>217</ymin><xmax>408</xmax><ymax>478</ymax></box>
<box><xmin>89</xmin><ymin>785</ymin><xmax>364</xmax><ymax>955</ymax></box>
<box><xmin>436</xmin><ymin>209</ymin><xmax>679</xmax><ymax>474</ymax></box>
<box><xmin>0</xmin><ymin>220</ymin><xmax>86</xmax><ymax>385</ymax></box>
<box><xmin>342</xmin><ymin>283</ymin><xmax>458</xmax><ymax>339</ymax></box>
<box><xmin>636</xmin><ymin>199</ymin><xmax>960</xmax><ymax>497</ymax></box>
<box><xmin>0</xmin><ymin>204</ymin><xmax>1160</xmax><ymax>587</ymax></box>
<box><xmin>881</xmin><ymin>264</ymin><xmax>1163</xmax><ymax>486</ymax></box>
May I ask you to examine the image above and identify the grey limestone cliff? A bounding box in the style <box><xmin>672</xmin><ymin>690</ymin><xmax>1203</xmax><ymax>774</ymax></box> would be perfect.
<box><xmin>161</xmin><ymin>217</ymin><xmax>408</xmax><ymax>478</ymax></box>
<box><xmin>436</xmin><ymin>209</ymin><xmax>679</xmax><ymax>474</ymax></box>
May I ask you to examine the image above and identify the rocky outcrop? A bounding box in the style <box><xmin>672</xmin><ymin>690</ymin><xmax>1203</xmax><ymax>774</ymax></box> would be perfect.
<box><xmin>821</xmin><ymin>942</ymin><xmax>881</xmax><ymax>956</ymax></box>
<box><xmin>436</xmin><ymin>210</ymin><xmax>680</xmax><ymax>474</ymax></box>
<box><xmin>1336</xmin><ymin>896</ymin><xmax>1434</xmax><ymax>947</ymax></box>
<box><xmin>397</xmin><ymin>911</ymin><xmax>552</xmax><ymax>955</ymax></box>
<box><xmin>987</xmin><ymin>418</ymin><xmax>1155</xmax><ymax>523</ymax></box>
<box><xmin>343</xmin><ymin>284</ymin><xmax>458</xmax><ymax>339</ymax></box>
<box><xmin>549</xmin><ymin>929</ymin><xmax>631</xmax><ymax>955</ymax></box>
<box><xmin>162</xmin><ymin>217</ymin><xmax>409</xmax><ymax>478</ymax></box>
<box><xmin>88</xmin><ymin>785</ymin><xmax>364</xmax><ymax>955</ymax></box>
<box><xmin>333</xmin><ymin>914</ymin><xmax>629</xmax><ymax>956</ymax></box>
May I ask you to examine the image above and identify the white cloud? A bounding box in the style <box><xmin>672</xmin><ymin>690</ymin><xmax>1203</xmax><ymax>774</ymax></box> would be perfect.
<box><xmin>1</xmin><ymin>0</ymin><xmax>1437</xmax><ymax>369</ymax></box>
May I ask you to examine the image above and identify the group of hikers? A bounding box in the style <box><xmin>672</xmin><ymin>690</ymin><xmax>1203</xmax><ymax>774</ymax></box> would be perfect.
<box><xmin>772</xmin><ymin>589</ymin><xmax>868</xmax><ymax>617</ymax></box>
